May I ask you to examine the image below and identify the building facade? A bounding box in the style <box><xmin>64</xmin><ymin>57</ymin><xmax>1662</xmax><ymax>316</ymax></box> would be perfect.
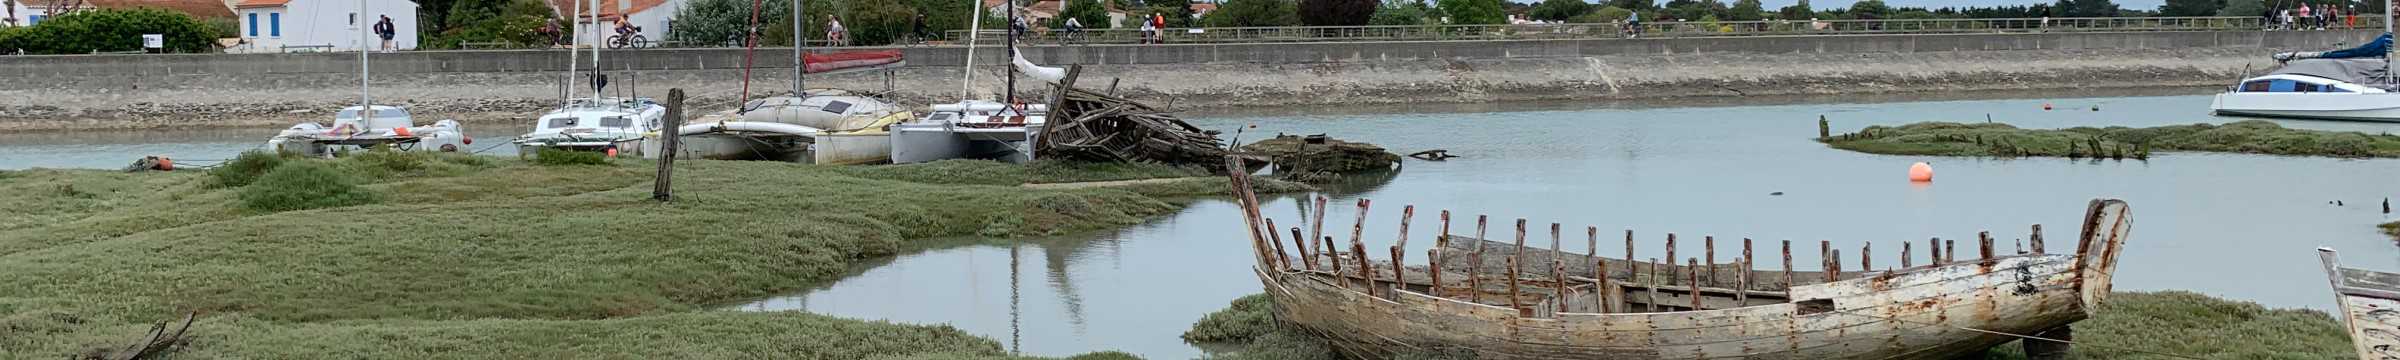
<box><xmin>231</xmin><ymin>0</ymin><xmax>418</xmax><ymax>52</ymax></box>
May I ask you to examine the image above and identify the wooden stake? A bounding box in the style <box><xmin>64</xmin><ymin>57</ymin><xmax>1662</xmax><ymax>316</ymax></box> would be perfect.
<box><xmin>1623</xmin><ymin>230</ymin><xmax>1635</xmax><ymax>280</ymax></box>
<box><xmin>1391</xmin><ymin>205</ymin><xmax>1414</xmax><ymax>288</ymax></box>
<box><xmin>1830</xmin><ymin>249</ymin><xmax>1843</xmax><ymax>282</ymax></box>
<box><xmin>1507</xmin><ymin>256</ymin><xmax>1525</xmax><ymax>315</ymax></box>
<box><xmin>1647</xmin><ymin>257</ymin><xmax>1661</xmax><ymax>312</ymax></box>
<box><xmin>1266</xmin><ymin>218</ymin><xmax>1290</xmax><ymax>271</ymax></box>
<box><xmin>1429</xmin><ymin>248</ymin><xmax>1444</xmax><ymax>297</ymax></box>
<box><xmin>1820</xmin><ymin>240</ymin><xmax>1834</xmax><ymax>282</ymax></box>
<box><xmin>1665</xmin><ymin>234</ymin><xmax>1678</xmax><ymax>286</ymax></box>
<box><xmin>1735</xmin><ymin>256</ymin><xmax>1750</xmax><ymax>304</ymax></box>
<box><xmin>1470</xmin><ymin>215</ymin><xmax>1487</xmax><ymax>304</ymax></box>
<box><xmin>1591</xmin><ymin>227</ymin><xmax>1608</xmax><ymax>313</ymax></box>
<box><xmin>1705</xmin><ymin>236</ymin><xmax>1717</xmax><ymax>287</ymax></box>
<box><xmin>1687</xmin><ymin>258</ymin><xmax>1702</xmax><ymax>310</ymax></box>
<box><xmin>1946</xmin><ymin>239</ymin><xmax>1956</xmax><ymax>263</ymax></box>
<box><xmin>1741</xmin><ymin>238</ymin><xmax>1754</xmax><ymax>288</ymax></box>
<box><xmin>1290</xmin><ymin>227</ymin><xmax>1312</xmax><ymax>270</ymax></box>
<box><xmin>1308</xmin><ymin>196</ymin><xmax>1327</xmax><ymax>264</ymax></box>
<box><xmin>1978</xmin><ymin>231</ymin><xmax>1994</xmax><ymax>261</ymax></box>
<box><xmin>1436</xmin><ymin>210</ymin><xmax>1452</xmax><ymax>262</ymax></box>
<box><xmin>1388</xmin><ymin>245</ymin><xmax>1402</xmax><ymax>294</ymax></box>
<box><xmin>1513</xmin><ymin>219</ymin><xmax>1529</xmax><ymax>276</ymax></box>
<box><xmin>2029</xmin><ymin>224</ymin><xmax>2045</xmax><ymax>254</ymax></box>
<box><xmin>1930</xmin><ymin>237</ymin><xmax>1944</xmax><ymax>265</ymax></box>
<box><xmin>1324</xmin><ymin>236</ymin><xmax>1342</xmax><ymax>284</ymax></box>
<box><xmin>1553</xmin><ymin>258</ymin><xmax>1568</xmax><ymax>312</ymax></box>
<box><xmin>1902</xmin><ymin>242</ymin><xmax>1914</xmax><ymax>268</ymax></box>
<box><xmin>1861</xmin><ymin>241</ymin><xmax>1872</xmax><ymax>273</ymax></box>
<box><xmin>1780</xmin><ymin>240</ymin><xmax>1793</xmax><ymax>298</ymax></box>
<box><xmin>652</xmin><ymin>89</ymin><xmax>683</xmax><ymax>202</ymax></box>
<box><xmin>1548</xmin><ymin>223</ymin><xmax>1562</xmax><ymax>278</ymax></box>
<box><xmin>1348</xmin><ymin>199</ymin><xmax>1372</xmax><ymax>289</ymax></box>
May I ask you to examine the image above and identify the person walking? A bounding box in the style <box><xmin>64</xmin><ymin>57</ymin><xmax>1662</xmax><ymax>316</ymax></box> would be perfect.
<box><xmin>1150</xmin><ymin>13</ymin><xmax>1167</xmax><ymax>44</ymax></box>
<box><xmin>1139</xmin><ymin>14</ymin><xmax>1157</xmax><ymax>44</ymax></box>
<box><xmin>2299</xmin><ymin>3</ymin><xmax>2314</xmax><ymax>30</ymax></box>
<box><xmin>373</xmin><ymin>15</ymin><xmax>396</xmax><ymax>52</ymax></box>
<box><xmin>827</xmin><ymin>15</ymin><xmax>848</xmax><ymax>46</ymax></box>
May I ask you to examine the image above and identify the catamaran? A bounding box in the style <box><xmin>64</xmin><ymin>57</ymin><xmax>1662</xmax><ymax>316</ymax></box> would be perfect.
<box><xmin>513</xmin><ymin>0</ymin><xmax>666</xmax><ymax>157</ymax></box>
<box><xmin>267</xmin><ymin>0</ymin><xmax>468</xmax><ymax>155</ymax></box>
<box><xmin>2211</xmin><ymin>11</ymin><xmax>2400</xmax><ymax>122</ymax></box>
<box><xmin>889</xmin><ymin>0</ymin><xmax>1058</xmax><ymax>164</ymax></box>
<box><xmin>655</xmin><ymin>0</ymin><xmax>911</xmax><ymax>164</ymax></box>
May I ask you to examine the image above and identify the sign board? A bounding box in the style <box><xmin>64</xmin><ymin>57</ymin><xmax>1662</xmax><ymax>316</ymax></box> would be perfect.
<box><xmin>141</xmin><ymin>34</ymin><xmax>163</xmax><ymax>49</ymax></box>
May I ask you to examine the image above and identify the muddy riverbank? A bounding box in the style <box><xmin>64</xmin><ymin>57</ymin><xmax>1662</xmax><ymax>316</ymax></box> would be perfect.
<box><xmin>0</xmin><ymin>30</ymin><xmax>2365</xmax><ymax>132</ymax></box>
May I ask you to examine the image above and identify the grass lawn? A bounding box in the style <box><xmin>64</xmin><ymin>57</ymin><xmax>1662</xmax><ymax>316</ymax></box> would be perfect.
<box><xmin>1821</xmin><ymin>120</ymin><xmax>2400</xmax><ymax>158</ymax></box>
<box><xmin>0</xmin><ymin>152</ymin><xmax>1298</xmax><ymax>359</ymax></box>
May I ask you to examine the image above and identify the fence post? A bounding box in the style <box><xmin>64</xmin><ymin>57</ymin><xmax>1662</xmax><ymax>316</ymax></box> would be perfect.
<box><xmin>653</xmin><ymin>89</ymin><xmax>683</xmax><ymax>202</ymax></box>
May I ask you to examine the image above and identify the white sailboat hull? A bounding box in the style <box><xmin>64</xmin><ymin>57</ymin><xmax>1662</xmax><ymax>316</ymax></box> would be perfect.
<box><xmin>2212</xmin><ymin>92</ymin><xmax>2400</xmax><ymax>122</ymax></box>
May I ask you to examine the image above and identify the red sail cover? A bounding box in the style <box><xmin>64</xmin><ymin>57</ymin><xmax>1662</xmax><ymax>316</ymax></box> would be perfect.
<box><xmin>806</xmin><ymin>50</ymin><xmax>904</xmax><ymax>74</ymax></box>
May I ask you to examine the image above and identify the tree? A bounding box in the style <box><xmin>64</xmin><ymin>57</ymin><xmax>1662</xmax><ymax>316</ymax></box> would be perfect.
<box><xmin>1054</xmin><ymin>0</ymin><xmax>1114</xmax><ymax>28</ymax></box>
<box><xmin>1529</xmin><ymin>0</ymin><xmax>1591</xmax><ymax>21</ymax></box>
<box><xmin>1206</xmin><ymin>0</ymin><xmax>1300</xmax><ymax>26</ymax></box>
<box><xmin>1437</xmin><ymin>0</ymin><xmax>1505</xmax><ymax>23</ymax></box>
<box><xmin>1300</xmin><ymin>0</ymin><xmax>1381</xmax><ymax>25</ymax></box>
<box><xmin>1727</xmin><ymin>0</ymin><xmax>1763</xmax><ymax>20</ymax></box>
<box><xmin>0</xmin><ymin>8</ymin><xmax>218</xmax><ymax>53</ymax></box>
<box><xmin>2056</xmin><ymin>0</ymin><xmax>2120</xmax><ymax>16</ymax></box>
<box><xmin>421</xmin><ymin>0</ymin><xmax>553</xmax><ymax>49</ymax></box>
<box><xmin>1777</xmin><ymin>0</ymin><xmax>1811</xmax><ymax>19</ymax></box>
<box><xmin>913</xmin><ymin>0</ymin><xmax>977</xmax><ymax>40</ymax></box>
<box><xmin>1576</xmin><ymin>5</ymin><xmax>1631</xmax><ymax>22</ymax></box>
<box><xmin>2217</xmin><ymin>0</ymin><xmax>2264</xmax><ymax>16</ymax></box>
<box><xmin>1142</xmin><ymin>0</ymin><xmax>1194</xmax><ymax>27</ymax></box>
<box><xmin>2159</xmin><ymin>0</ymin><xmax>2223</xmax><ymax>16</ymax></box>
<box><xmin>1608</xmin><ymin>0</ymin><xmax>1653</xmax><ymax>10</ymax></box>
<box><xmin>669</xmin><ymin>0</ymin><xmax>790</xmax><ymax>46</ymax></box>
<box><xmin>1847</xmin><ymin>0</ymin><xmax>1890</xmax><ymax>17</ymax></box>
<box><xmin>1369</xmin><ymin>0</ymin><xmax>1435</xmax><ymax>25</ymax></box>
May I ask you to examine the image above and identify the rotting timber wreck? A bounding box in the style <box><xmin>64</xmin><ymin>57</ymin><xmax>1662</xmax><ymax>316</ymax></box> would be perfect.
<box><xmin>1221</xmin><ymin>159</ymin><xmax>2133</xmax><ymax>359</ymax></box>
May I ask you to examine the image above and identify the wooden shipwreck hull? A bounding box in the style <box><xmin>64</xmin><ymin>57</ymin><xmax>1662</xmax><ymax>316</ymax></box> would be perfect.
<box><xmin>2318</xmin><ymin>248</ymin><xmax>2400</xmax><ymax>360</ymax></box>
<box><xmin>1221</xmin><ymin>159</ymin><xmax>2134</xmax><ymax>359</ymax></box>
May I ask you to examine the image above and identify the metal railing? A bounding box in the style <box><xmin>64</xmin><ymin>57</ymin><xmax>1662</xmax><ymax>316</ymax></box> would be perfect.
<box><xmin>941</xmin><ymin>16</ymin><xmax>2376</xmax><ymax>46</ymax></box>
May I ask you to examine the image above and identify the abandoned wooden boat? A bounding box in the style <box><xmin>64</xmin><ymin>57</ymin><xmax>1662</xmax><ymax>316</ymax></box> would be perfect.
<box><xmin>2316</xmin><ymin>248</ymin><xmax>2400</xmax><ymax>359</ymax></box>
<box><xmin>1221</xmin><ymin>160</ymin><xmax>2132</xmax><ymax>359</ymax></box>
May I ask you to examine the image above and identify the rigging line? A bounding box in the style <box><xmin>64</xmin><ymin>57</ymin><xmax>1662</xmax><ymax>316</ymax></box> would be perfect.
<box><xmin>1823</xmin><ymin>308</ymin><xmax>2206</xmax><ymax>360</ymax></box>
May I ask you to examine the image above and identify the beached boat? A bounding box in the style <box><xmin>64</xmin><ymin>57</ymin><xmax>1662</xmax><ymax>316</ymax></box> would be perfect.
<box><xmin>2315</xmin><ymin>248</ymin><xmax>2400</xmax><ymax>359</ymax></box>
<box><xmin>1220</xmin><ymin>160</ymin><xmax>2132</xmax><ymax>359</ymax></box>
<box><xmin>513</xmin><ymin>97</ymin><xmax>666</xmax><ymax>156</ymax></box>
<box><xmin>655</xmin><ymin>0</ymin><xmax>910</xmax><ymax>165</ymax></box>
<box><xmin>889</xmin><ymin>0</ymin><xmax>1057</xmax><ymax>164</ymax></box>
<box><xmin>2210</xmin><ymin>59</ymin><xmax>2400</xmax><ymax>122</ymax></box>
<box><xmin>267</xmin><ymin>0</ymin><xmax>467</xmax><ymax>156</ymax></box>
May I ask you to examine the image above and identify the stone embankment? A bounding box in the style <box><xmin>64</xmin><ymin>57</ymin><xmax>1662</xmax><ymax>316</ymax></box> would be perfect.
<box><xmin>0</xmin><ymin>30</ymin><xmax>2369</xmax><ymax>131</ymax></box>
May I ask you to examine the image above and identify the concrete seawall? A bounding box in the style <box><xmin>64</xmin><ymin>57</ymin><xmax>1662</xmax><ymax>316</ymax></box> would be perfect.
<box><xmin>0</xmin><ymin>30</ymin><xmax>2371</xmax><ymax>131</ymax></box>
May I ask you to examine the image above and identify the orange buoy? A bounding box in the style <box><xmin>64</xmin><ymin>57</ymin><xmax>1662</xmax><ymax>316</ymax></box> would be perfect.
<box><xmin>605</xmin><ymin>147</ymin><xmax>620</xmax><ymax>158</ymax></box>
<box><xmin>154</xmin><ymin>157</ymin><xmax>173</xmax><ymax>171</ymax></box>
<box><xmin>1908</xmin><ymin>162</ymin><xmax>1934</xmax><ymax>182</ymax></box>
<box><xmin>392</xmin><ymin>126</ymin><xmax>414</xmax><ymax>137</ymax></box>
<box><xmin>2041</xmin><ymin>103</ymin><xmax>2053</xmax><ymax>111</ymax></box>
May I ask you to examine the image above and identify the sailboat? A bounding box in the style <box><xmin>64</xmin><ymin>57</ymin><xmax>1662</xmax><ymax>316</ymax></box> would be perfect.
<box><xmin>512</xmin><ymin>0</ymin><xmax>668</xmax><ymax>157</ymax></box>
<box><xmin>2210</xmin><ymin>11</ymin><xmax>2400</xmax><ymax>122</ymax></box>
<box><xmin>653</xmin><ymin>0</ymin><xmax>912</xmax><ymax>165</ymax></box>
<box><xmin>266</xmin><ymin>0</ymin><xmax>468</xmax><ymax>156</ymax></box>
<box><xmin>888</xmin><ymin>0</ymin><xmax>1056</xmax><ymax>164</ymax></box>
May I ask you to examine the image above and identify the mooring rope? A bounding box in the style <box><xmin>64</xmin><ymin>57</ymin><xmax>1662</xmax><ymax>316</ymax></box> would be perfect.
<box><xmin>1824</xmin><ymin>308</ymin><xmax>2209</xmax><ymax>360</ymax></box>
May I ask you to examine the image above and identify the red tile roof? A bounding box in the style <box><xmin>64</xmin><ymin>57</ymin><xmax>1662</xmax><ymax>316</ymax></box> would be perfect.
<box><xmin>232</xmin><ymin>0</ymin><xmax>287</xmax><ymax>9</ymax></box>
<box><xmin>75</xmin><ymin>0</ymin><xmax>236</xmax><ymax>18</ymax></box>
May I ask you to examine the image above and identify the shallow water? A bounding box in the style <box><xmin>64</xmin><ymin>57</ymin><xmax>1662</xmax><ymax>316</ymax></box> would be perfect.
<box><xmin>740</xmin><ymin>93</ymin><xmax>2400</xmax><ymax>359</ymax></box>
<box><xmin>13</xmin><ymin>93</ymin><xmax>2400</xmax><ymax>359</ymax></box>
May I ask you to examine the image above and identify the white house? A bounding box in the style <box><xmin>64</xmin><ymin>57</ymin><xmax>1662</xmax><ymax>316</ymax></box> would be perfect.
<box><xmin>9</xmin><ymin>0</ymin><xmax>235</xmax><ymax>27</ymax></box>
<box><xmin>547</xmin><ymin>0</ymin><xmax>688</xmax><ymax>46</ymax></box>
<box><xmin>231</xmin><ymin>0</ymin><xmax>417</xmax><ymax>52</ymax></box>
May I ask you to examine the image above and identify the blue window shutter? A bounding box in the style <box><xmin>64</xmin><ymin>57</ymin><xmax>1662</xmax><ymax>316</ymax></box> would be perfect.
<box><xmin>270</xmin><ymin>13</ymin><xmax>280</xmax><ymax>37</ymax></box>
<box><xmin>248</xmin><ymin>13</ymin><xmax>258</xmax><ymax>37</ymax></box>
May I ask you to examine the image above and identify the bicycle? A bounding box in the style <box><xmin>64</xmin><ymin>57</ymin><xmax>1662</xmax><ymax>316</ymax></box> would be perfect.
<box><xmin>608</xmin><ymin>27</ymin><xmax>646</xmax><ymax>49</ymax></box>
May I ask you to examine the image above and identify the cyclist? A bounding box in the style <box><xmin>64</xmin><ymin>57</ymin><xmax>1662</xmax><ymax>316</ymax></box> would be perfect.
<box><xmin>613</xmin><ymin>21</ymin><xmax>640</xmax><ymax>47</ymax></box>
<box><xmin>1063</xmin><ymin>17</ymin><xmax>1083</xmax><ymax>45</ymax></box>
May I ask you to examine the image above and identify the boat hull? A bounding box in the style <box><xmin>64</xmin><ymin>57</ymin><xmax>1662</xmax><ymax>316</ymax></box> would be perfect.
<box><xmin>2211</xmin><ymin>92</ymin><xmax>2400</xmax><ymax>122</ymax></box>
<box><xmin>889</xmin><ymin>123</ymin><xmax>1044</xmax><ymax>164</ymax></box>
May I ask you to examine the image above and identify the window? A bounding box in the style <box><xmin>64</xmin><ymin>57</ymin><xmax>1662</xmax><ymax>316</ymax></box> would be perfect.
<box><xmin>247</xmin><ymin>13</ymin><xmax>257</xmax><ymax>37</ymax></box>
<box><xmin>27</xmin><ymin>15</ymin><xmax>41</xmax><ymax>25</ymax></box>
<box><xmin>820</xmin><ymin>101</ymin><xmax>853</xmax><ymax>114</ymax></box>
<box><xmin>2241</xmin><ymin>81</ymin><xmax>2270</xmax><ymax>92</ymax></box>
<box><xmin>269</xmin><ymin>13</ymin><xmax>280</xmax><ymax>37</ymax></box>
<box><xmin>599</xmin><ymin>117</ymin><xmax>632</xmax><ymax>128</ymax></box>
<box><xmin>548</xmin><ymin>117</ymin><xmax>579</xmax><ymax>128</ymax></box>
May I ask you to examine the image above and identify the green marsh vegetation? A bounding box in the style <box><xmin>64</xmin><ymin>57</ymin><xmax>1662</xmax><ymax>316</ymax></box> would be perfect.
<box><xmin>0</xmin><ymin>152</ymin><xmax>1297</xmax><ymax>359</ymax></box>
<box><xmin>1822</xmin><ymin>120</ymin><xmax>2400</xmax><ymax>159</ymax></box>
<box><xmin>1186</xmin><ymin>292</ymin><xmax>2354</xmax><ymax>359</ymax></box>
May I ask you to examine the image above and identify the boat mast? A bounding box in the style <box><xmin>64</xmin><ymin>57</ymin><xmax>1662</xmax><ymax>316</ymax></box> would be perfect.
<box><xmin>1004</xmin><ymin>0</ymin><xmax>1016</xmax><ymax>106</ymax></box>
<box><xmin>2386</xmin><ymin>1</ymin><xmax>2393</xmax><ymax>84</ymax></box>
<box><xmin>806</xmin><ymin>0</ymin><xmax>816</xmax><ymax>97</ymax></box>
<box><xmin>590</xmin><ymin>0</ymin><xmax>602</xmax><ymax>105</ymax></box>
<box><xmin>566</xmin><ymin>0</ymin><xmax>579</xmax><ymax>105</ymax></box>
<box><xmin>793</xmin><ymin>0</ymin><xmax>805</xmax><ymax>97</ymax></box>
<box><xmin>358</xmin><ymin>0</ymin><xmax>369</xmax><ymax>110</ymax></box>
<box><xmin>962</xmin><ymin>0</ymin><xmax>982</xmax><ymax>99</ymax></box>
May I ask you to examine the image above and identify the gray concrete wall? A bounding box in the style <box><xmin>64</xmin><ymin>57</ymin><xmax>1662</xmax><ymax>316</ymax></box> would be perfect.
<box><xmin>0</xmin><ymin>30</ymin><xmax>2370</xmax><ymax>130</ymax></box>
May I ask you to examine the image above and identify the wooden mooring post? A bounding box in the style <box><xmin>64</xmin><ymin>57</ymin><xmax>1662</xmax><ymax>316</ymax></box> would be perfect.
<box><xmin>2030</xmin><ymin>224</ymin><xmax>2046</xmax><ymax>254</ymax></box>
<box><xmin>1780</xmin><ymin>240</ymin><xmax>1794</xmax><ymax>299</ymax></box>
<box><xmin>652</xmin><ymin>89</ymin><xmax>683</xmax><ymax>202</ymax></box>
<box><xmin>1687</xmin><ymin>258</ymin><xmax>1702</xmax><ymax>310</ymax></box>
<box><xmin>1902</xmin><ymin>242</ymin><xmax>1914</xmax><ymax>268</ymax></box>
<box><xmin>1979</xmin><ymin>231</ymin><xmax>1995</xmax><ymax>261</ymax></box>
<box><xmin>1469</xmin><ymin>215</ymin><xmax>1488</xmax><ymax>304</ymax></box>
<box><xmin>1665</xmin><ymin>234</ymin><xmax>1678</xmax><ymax>286</ymax></box>
<box><xmin>1930</xmin><ymin>237</ymin><xmax>1944</xmax><ymax>265</ymax></box>
<box><xmin>1735</xmin><ymin>257</ymin><xmax>1750</xmax><ymax>304</ymax></box>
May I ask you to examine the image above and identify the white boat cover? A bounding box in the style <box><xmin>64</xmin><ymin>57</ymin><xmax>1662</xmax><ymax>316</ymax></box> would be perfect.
<box><xmin>2271</xmin><ymin>58</ymin><xmax>2396</xmax><ymax>86</ymax></box>
<box><xmin>1014</xmin><ymin>54</ymin><xmax>1066</xmax><ymax>84</ymax></box>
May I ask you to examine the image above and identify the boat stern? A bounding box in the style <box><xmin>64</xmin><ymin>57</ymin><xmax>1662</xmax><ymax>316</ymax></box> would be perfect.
<box><xmin>2072</xmin><ymin>199</ymin><xmax>2134</xmax><ymax>312</ymax></box>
